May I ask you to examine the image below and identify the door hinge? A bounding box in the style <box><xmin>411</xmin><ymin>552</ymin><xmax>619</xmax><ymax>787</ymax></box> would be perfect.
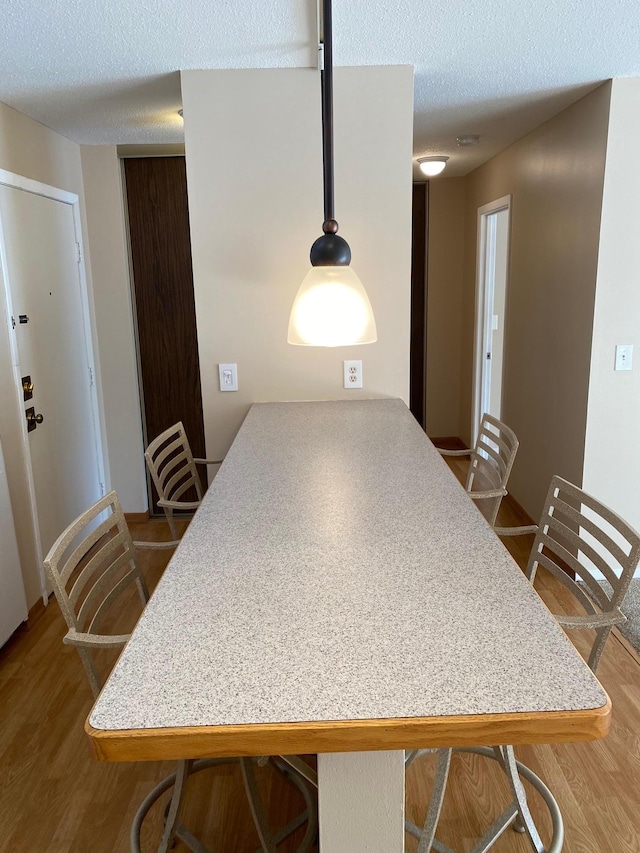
<box><xmin>76</xmin><ymin>242</ymin><xmax>82</xmax><ymax>264</ymax></box>
<box><xmin>99</xmin><ymin>482</ymin><xmax>106</xmax><ymax>496</ymax></box>
<box><xmin>11</xmin><ymin>315</ymin><xmax>15</xmax><ymax>329</ymax></box>
<box><xmin>88</xmin><ymin>366</ymin><xmax>95</xmax><ymax>386</ymax></box>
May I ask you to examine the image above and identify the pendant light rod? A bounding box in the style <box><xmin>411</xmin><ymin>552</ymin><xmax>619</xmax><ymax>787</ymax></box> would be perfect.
<box><xmin>288</xmin><ymin>0</ymin><xmax>377</xmax><ymax>346</ymax></box>
<box><xmin>320</xmin><ymin>0</ymin><xmax>335</xmax><ymax>229</ymax></box>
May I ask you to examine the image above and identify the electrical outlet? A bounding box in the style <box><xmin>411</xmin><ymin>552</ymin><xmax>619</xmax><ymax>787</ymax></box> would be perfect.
<box><xmin>218</xmin><ymin>363</ymin><xmax>238</xmax><ymax>391</ymax></box>
<box><xmin>343</xmin><ymin>360</ymin><xmax>363</xmax><ymax>389</ymax></box>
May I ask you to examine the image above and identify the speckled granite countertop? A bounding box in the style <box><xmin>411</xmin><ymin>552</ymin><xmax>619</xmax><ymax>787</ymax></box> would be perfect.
<box><xmin>90</xmin><ymin>399</ymin><xmax>606</xmax><ymax>732</ymax></box>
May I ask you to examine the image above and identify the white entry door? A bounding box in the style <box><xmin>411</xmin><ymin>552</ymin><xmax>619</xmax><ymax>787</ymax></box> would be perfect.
<box><xmin>0</xmin><ymin>433</ymin><xmax>27</xmax><ymax>646</ymax></box>
<box><xmin>0</xmin><ymin>181</ymin><xmax>104</xmax><ymax>579</ymax></box>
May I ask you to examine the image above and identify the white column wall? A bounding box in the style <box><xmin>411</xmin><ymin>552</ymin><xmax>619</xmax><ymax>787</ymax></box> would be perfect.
<box><xmin>583</xmin><ymin>77</ymin><xmax>640</xmax><ymax>556</ymax></box>
<box><xmin>181</xmin><ymin>67</ymin><xmax>414</xmax><ymax>460</ymax></box>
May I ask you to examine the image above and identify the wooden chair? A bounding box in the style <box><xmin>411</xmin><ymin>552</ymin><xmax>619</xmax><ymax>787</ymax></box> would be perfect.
<box><xmin>144</xmin><ymin>421</ymin><xmax>223</xmax><ymax>539</ymax></box>
<box><xmin>438</xmin><ymin>413</ymin><xmax>519</xmax><ymax>526</ymax></box>
<box><xmin>408</xmin><ymin>477</ymin><xmax>640</xmax><ymax>852</ymax></box>
<box><xmin>497</xmin><ymin>474</ymin><xmax>640</xmax><ymax>673</ymax></box>
<box><xmin>43</xmin><ymin>490</ymin><xmax>177</xmax><ymax>698</ymax></box>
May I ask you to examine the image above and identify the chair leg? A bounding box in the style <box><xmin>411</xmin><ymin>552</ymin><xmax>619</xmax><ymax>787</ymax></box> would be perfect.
<box><xmin>588</xmin><ymin>626</ymin><xmax>612</xmax><ymax>673</ymax></box>
<box><xmin>157</xmin><ymin>759</ymin><xmax>192</xmax><ymax>853</ymax></box>
<box><xmin>77</xmin><ymin>647</ymin><xmax>101</xmax><ymax>699</ymax></box>
<box><xmin>163</xmin><ymin>507</ymin><xmax>178</xmax><ymax>541</ymax></box>
<box><xmin>135</xmin><ymin>574</ymin><xmax>150</xmax><ymax>606</ymax></box>
<box><xmin>240</xmin><ymin>758</ymin><xmax>277</xmax><ymax>853</ymax></box>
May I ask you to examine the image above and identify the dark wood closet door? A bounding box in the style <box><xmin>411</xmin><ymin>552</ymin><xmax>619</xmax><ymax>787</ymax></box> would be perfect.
<box><xmin>124</xmin><ymin>157</ymin><xmax>206</xmax><ymax>514</ymax></box>
<box><xmin>410</xmin><ymin>182</ymin><xmax>428</xmax><ymax>430</ymax></box>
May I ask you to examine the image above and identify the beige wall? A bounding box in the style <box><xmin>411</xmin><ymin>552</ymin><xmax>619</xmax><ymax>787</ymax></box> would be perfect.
<box><xmin>583</xmin><ymin>78</ymin><xmax>640</xmax><ymax>540</ymax></box>
<box><xmin>80</xmin><ymin>145</ymin><xmax>147</xmax><ymax>513</ymax></box>
<box><xmin>181</xmin><ymin>67</ymin><xmax>414</xmax><ymax>459</ymax></box>
<box><xmin>425</xmin><ymin>177</ymin><xmax>465</xmax><ymax>437</ymax></box>
<box><xmin>0</xmin><ymin>101</ymin><xmax>98</xmax><ymax>606</ymax></box>
<box><xmin>457</xmin><ymin>84</ymin><xmax>611</xmax><ymax>518</ymax></box>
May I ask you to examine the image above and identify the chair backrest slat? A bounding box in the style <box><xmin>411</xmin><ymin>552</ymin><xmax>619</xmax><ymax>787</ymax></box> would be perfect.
<box><xmin>69</xmin><ymin>529</ymin><xmax>130</xmax><ymax>610</ymax></box>
<box><xmin>56</xmin><ymin>510</ymin><xmax>120</xmax><ymax>586</ymax></box>
<box><xmin>534</xmin><ymin>550</ymin><xmax>601</xmax><ymax>614</ymax></box>
<box><xmin>43</xmin><ymin>491</ymin><xmax>150</xmax><ymax>696</ymax></box>
<box><xmin>547</xmin><ymin>496</ymin><xmax>630</xmax><ymax>574</ymax></box>
<box><xmin>88</xmin><ymin>564</ymin><xmax>144</xmax><ymax>635</ymax></box>
<box><xmin>469</xmin><ymin>454</ymin><xmax>502</xmax><ymax>492</ymax></box>
<box><xmin>535</xmin><ymin>533</ymin><xmax>610</xmax><ymax>611</ymax></box>
<box><xmin>76</xmin><ymin>548</ymin><xmax>137</xmax><ymax>630</ymax></box>
<box><xmin>145</xmin><ymin>422</ymin><xmax>205</xmax><ymax>539</ymax></box>
<box><xmin>466</xmin><ymin>414</ymin><xmax>519</xmax><ymax>525</ymax></box>
<box><xmin>145</xmin><ymin>422</ymin><xmax>203</xmax><ymax>505</ymax></box>
<box><xmin>527</xmin><ymin>475</ymin><xmax>640</xmax><ymax>672</ymax></box>
<box><xmin>543</xmin><ymin>513</ymin><xmax>621</xmax><ymax>591</ymax></box>
<box><xmin>478</xmin><ymin>428</ymin><xmax>512</xmax><ymax>461</ymax></box>
<box><xmin>155</xmin><ymin>448</ymin><xmax>193</xmax><ymax>493</ymax></box>
<box><xmin>153</xmin><ymin>434</ymin><xmax>187</xmax><ymax>473</ymax></box>
<box><xmin>164</xmin><ymin>456</ymin><xmax>199</xmax><ymax>501</ymax></box>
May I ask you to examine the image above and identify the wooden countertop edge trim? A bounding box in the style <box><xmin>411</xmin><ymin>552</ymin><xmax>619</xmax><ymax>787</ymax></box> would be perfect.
<box><xmin>85</xmin><ymin>696</ymin><xmax>611</xmax><ymax>762</ymax></box>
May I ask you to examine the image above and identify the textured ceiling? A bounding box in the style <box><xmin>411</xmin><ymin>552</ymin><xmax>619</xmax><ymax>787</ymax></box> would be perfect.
<box><xmin>2</xmin><ymin>0</ymin><xmax>640</xmax><ymax>176</ymax></box>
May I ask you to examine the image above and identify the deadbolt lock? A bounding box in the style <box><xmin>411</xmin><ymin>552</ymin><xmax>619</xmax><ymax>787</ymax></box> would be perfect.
<box><xmin>22</xmin><ymin>375</ymin><xmax>34</xmax><ymax>401</ymax></box>
<box><xmin>26</xmin><ymin>407</ymin><xmax>44</xmax><ymax>432</ymax></box>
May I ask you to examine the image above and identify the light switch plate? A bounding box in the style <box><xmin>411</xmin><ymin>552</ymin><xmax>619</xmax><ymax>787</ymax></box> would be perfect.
<box><xmin>219</xmin><ymin>363</ymin><xmax>238</xmax><ymax>391</ymax></box>
<box><xmin>615</xmin><ymin>345</ymin><xmax>633</xmax><ymax>371</ymax></box>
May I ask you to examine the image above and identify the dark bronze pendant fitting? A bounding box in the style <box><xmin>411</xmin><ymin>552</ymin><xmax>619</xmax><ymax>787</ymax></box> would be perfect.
<box><xmin>310</xmin><ymin>232</ymin><xmax>352</xmax><ymax>266</ymax></box>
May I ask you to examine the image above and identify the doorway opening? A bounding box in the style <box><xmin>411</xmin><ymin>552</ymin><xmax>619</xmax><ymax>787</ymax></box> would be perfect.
<box><xmin>472</xmin><ymin>195</ymin><xmax>511</xmax><ymax>443</ymax></box>
<box><xmin>122</xmin><ymin>156</ymin><xmax>206</xmax><ymax>516</ymax></box>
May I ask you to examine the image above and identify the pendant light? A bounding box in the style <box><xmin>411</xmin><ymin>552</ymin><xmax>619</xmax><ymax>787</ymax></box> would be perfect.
<box><xmin>287</xmin><ymin>0</ymin><xmax>377</xmax><ymax>347</ymax></box>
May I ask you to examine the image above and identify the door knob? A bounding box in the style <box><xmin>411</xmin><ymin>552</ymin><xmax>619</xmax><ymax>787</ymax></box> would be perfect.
<box><xmin>25</xmin><ymin>407</ymin><xmax>44</xmax><ymax>432</ymax></box>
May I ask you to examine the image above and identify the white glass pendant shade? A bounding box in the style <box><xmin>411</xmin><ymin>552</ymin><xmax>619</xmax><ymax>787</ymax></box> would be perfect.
<box><xmin>288</xmin><ymin>265</ymin><xmax>377</xmax><ymax>347</ymax></box>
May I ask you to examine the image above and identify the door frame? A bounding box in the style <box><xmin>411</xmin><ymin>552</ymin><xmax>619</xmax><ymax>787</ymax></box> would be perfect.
<box><xmin>410</xmin><ymin>182</ymin><xmax>428</xmax><ymax>430</ymax></box>
<box><xmin>471</xmin><ymin>194</ymin><xmax>512</xmax><ymax>444</ymax></box>
<box><xmin>0</xmin><ymin>169</ymin><xmax>106</xmax><ymax>603</ymax></box>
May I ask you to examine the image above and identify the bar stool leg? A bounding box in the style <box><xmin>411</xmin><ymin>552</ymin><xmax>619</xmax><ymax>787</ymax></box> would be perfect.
<box><xmin>158</xmin><ymin>759</ymin><xmax>192</xmax><ymax>853</ymax></box>
<box><xmin>499</xmin><ymin>747</ymin><xmax>544</xmax><ymax>852</ymax></box>
<box><xmin>405</xmin><ymin>747</ymin><xmax>563</xmax><ymax>853</ymax></box>
<box><xmin>241</xmin><ymin>758</ymin><xmax>277</xmax><ymax>853</ymax></box>
<box><xmin>404</xmin><ymin>749</ymin><xmax>456</xmax><ymax>853</ymax></box>
<box><xmin>417</xmin><ymin>749</ymin><xmax>452</xmax><ymax>853</ymax></box>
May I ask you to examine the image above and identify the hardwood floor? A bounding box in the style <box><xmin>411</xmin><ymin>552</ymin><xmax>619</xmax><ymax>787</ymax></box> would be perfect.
<box><xmin>1</xmin><ymin>474</ymin><xmax>640</xmax><ymax>852</ymax></box>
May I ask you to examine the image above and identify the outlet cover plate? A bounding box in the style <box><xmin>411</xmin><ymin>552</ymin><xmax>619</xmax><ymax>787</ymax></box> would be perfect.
<box><xmin>343</xmin><ymin>360</ymin><xmax>363</xmax><ymax>389</ymax></box>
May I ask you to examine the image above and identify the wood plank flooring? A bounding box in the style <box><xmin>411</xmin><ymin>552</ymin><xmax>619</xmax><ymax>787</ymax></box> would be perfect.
<box><xmin>1</xmin><ymin>464</ymin><xmax>640</xmax><ymax>852</ymax></box>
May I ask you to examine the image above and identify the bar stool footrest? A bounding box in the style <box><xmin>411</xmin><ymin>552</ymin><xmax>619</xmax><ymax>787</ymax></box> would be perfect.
<box><xmin>130</xmin><ymin>756</ymin><xmax>317</xmax><ymax>853</ymax></box>
<box><xmin>405</xmin><ymin>746</ymin><xmax>563</xmax><ymax>853</ymax></box>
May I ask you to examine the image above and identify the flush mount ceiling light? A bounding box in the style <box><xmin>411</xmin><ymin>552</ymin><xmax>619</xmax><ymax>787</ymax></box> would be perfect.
<box><xmin>417</xmin><ymin>156</ymin><xmax>449</xmax><ymax>177</ymax></box>
<box><xmin>287</xmin><ymin>0</ymin><xmax>376</xmax><ymax>347</ymax></box>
